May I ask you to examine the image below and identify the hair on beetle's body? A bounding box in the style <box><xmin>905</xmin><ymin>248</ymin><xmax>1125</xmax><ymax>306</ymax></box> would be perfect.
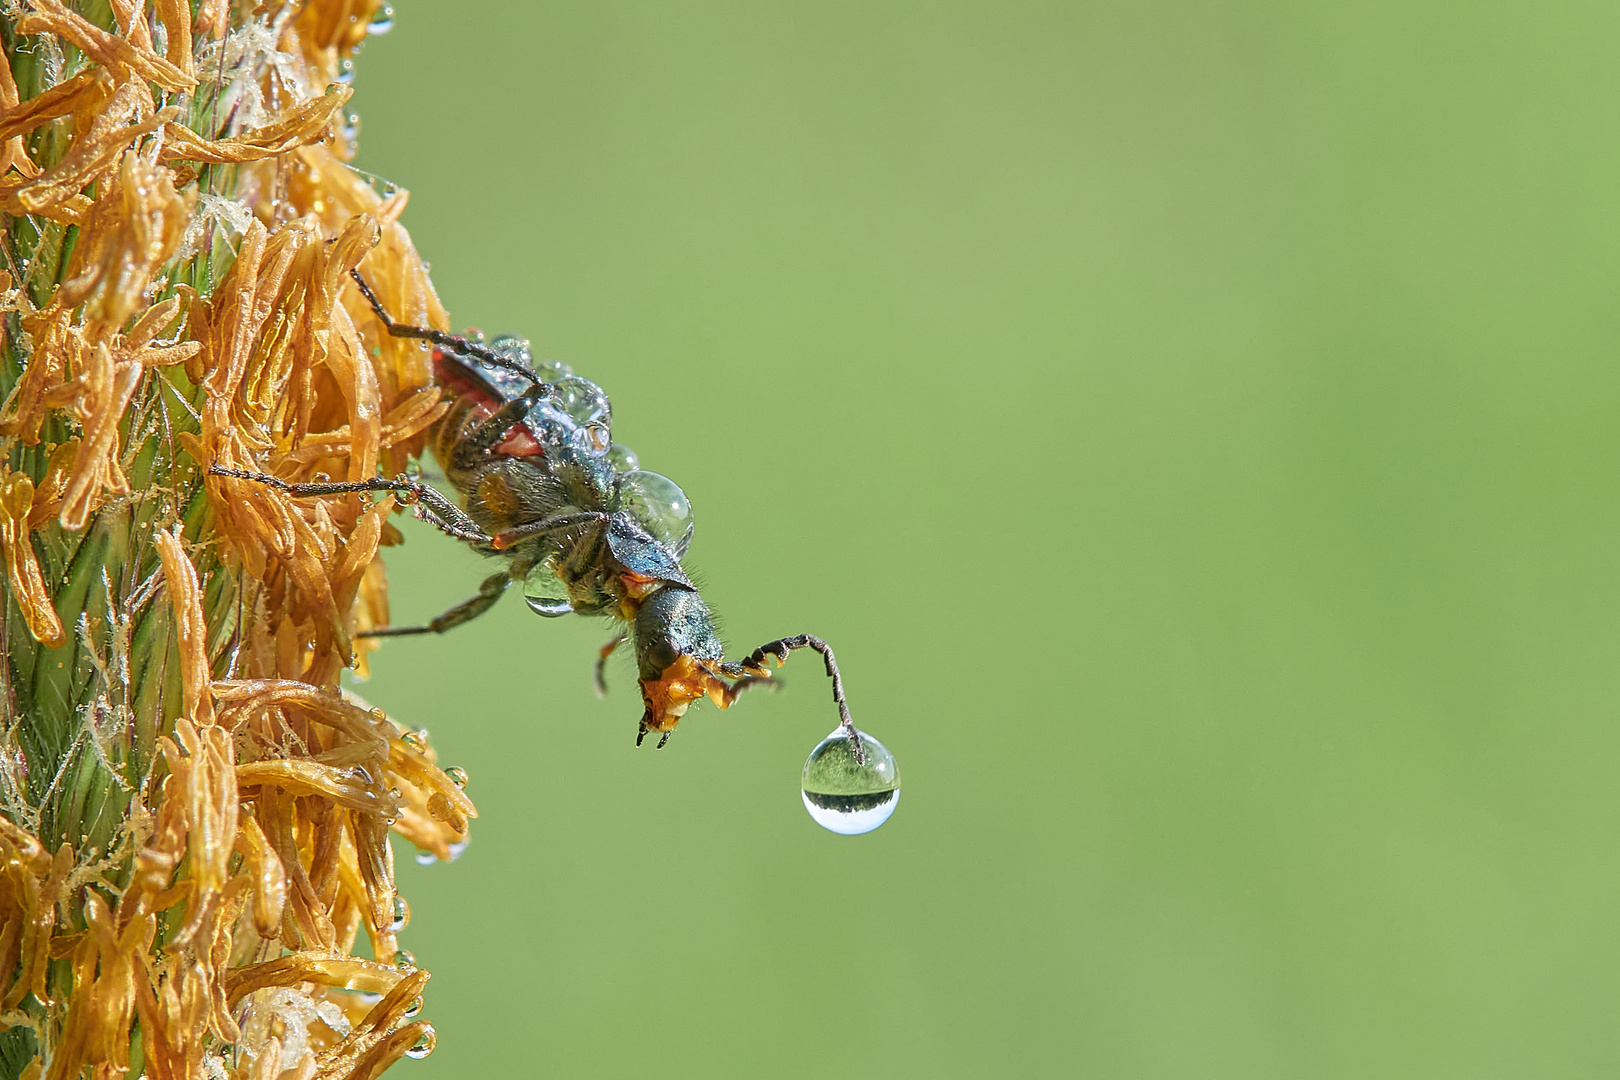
<box><xmin>212</xmin><ymin>263</ymin><xmax>865</xmax><ymax>758</ymax></box>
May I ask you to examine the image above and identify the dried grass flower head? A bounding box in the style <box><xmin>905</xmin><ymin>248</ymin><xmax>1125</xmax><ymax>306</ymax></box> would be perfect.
<box><xmin>0</xmin><ymin>2</ymin><xmax>475</xmax><ymax>1076</ymax></box>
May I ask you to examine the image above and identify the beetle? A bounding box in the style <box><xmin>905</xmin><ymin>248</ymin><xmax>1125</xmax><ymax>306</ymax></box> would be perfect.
<box><xmin>211</xmin><ymin>266</ymin><xmax>863</xmax><ymax>757</ymax></box>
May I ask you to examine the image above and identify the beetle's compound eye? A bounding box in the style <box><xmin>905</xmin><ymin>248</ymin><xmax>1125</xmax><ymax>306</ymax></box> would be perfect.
<box><xmin>645</xmin><ymin>636</ymin><xmax>680</xmax><ymax>673</ymax></box>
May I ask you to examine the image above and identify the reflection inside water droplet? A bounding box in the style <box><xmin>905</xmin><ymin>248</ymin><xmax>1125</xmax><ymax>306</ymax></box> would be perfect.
<box><xmin>406</xmin><ymin>1025</ymin><xmax>435</xmax><ymax>1059</ymax></box>
<box><xmin>801</xmin><ymin>728</ymin><xmax>900</xmax><ymax>835</ymax></box>
<box><xmin>388</xmin><ymin>895</ymin><xmax>410</xmax><ymax>932</ymax></box>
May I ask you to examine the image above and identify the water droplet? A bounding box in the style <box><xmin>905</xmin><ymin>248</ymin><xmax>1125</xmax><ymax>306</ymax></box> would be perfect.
<box><xmin>405</xmin><ymin>1026</ymin><xmax>436</xmax><ymax>1059</ymax></box>
<box><xmin>550</xmin><ymin>376</ymin><xmax>612</xmax><ymax>430</ymax></box>
<box><xmin>393</xmin><ymin>949</ymin><xmax>416</xmax><ymax>970</ymax></box>
<box><xmin>444</xmin><ymin>766</ymin><xmax>468</xmax><ymax>788</ymax></box>
<box><xmin>336</xmin><ymin>58</ymin><xmax>354</xmax><ymax>84</ymax></box>
<box><xmin>522</xmin><ymin>560</ymin><xmax>572</xmax><ymax>617</ymax></box>
<box><xmin>369</xmin><ymin>706</ymin><xmax>385</xmax><ymax>720</ymax></box>
<box><xmin>368</xmin><ymin>6</ymin><xmax>395</xmax><ymax>34</ymax></box>
<box><xmin>534</xmin><ymin>358</ymin><xmax>572</xmax><ymax>382</ymax></box>
<box><xmin>401</xmin><ymin>729</ymin><xmax>426</xmax><ymax>752</ymax></box>
<box><xmin>613</xmin><ymin>471</ymin><xmax>694</xmax><ymax>554</ymax></box>
<box><xmin>447</xmin><ymin>839</ymin><xmax>469</xmax><ymax>861</ymax></box>
<box><xmin>606</xmin><ymin>443</ymin><xmax>639</xmax><ymax>473</ymax></box>
<box><xmin>488</xmin><ymin>334</ymin><xmax>531</xmax><ymax>366</ymax></box>
<box><xmin>801</xmin><ymin>728</ymin><xmax>900</xmax><ymax>835</ymax></box>
<box><xmin>463</xmin><ymin>326</ymin><xmax>486</xmax><ymax>343</ymax></box>
<box><xmin>404</xmin><ymin>462</ymin><xmax>421</xmax><ymax>480</ymax></box>
<box><xmin>404</xmin><ymin>995</ymin><xmax>423</xmax><ymax>1018</ymax></box>
<box><xmin>414</xmin><ymin>848</ymin><xmax>436</xmax><ymax>866</ymax></box>
<box><xmin>388</xmin><ymin>894</ymin><xmax>410</xmax><ymax>932</ymax></box>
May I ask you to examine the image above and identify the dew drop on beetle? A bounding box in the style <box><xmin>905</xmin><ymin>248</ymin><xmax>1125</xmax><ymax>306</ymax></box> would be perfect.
<box><xmin>614</xmin><ymin>470</ymin><xmax>693</xmax><ymax>553</ymax></box>
<box><xmin>801</xmin><ymin>728</ymin><xmax>900</xmax><ymax>835</ymax></box>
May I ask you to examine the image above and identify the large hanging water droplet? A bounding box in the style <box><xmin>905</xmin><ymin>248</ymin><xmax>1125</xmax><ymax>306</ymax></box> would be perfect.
<box><xmin>801</xmin><ymin>728</ymin><xmax>900</xmax><ymax>835</ymax></box>
<box><xmin>614</xmin><ymin>471</ymin><xmax>693</xmax><ymax>554</ymax></box>
<box><xmin>606</xmin><ymin>443</ymin><xmax>639</xmax><ymax>473</ymax></box>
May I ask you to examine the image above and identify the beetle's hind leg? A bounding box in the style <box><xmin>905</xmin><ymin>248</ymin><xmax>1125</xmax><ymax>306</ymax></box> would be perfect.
<box><xmin>360</xmin><ymin>571</ymin><xmax>512</xmax><ymax>638</ymax></box>
<box><xmin>208</xmin><ymin>466</ymin><xmax>493</xmax><ymax>545</ymax></box>
<box><xmin>595</xmin><ymin>632</ymin><xmax>627</xmax><ymax>697</ymax></box>
<box><xmin>347</xmin><ymin>267</ymin><xmax>543</xmax><ymax>389</ymax></box>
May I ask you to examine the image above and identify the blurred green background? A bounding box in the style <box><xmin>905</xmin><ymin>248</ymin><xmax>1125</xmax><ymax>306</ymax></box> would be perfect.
<box><xmin>348</xmin><ymin>2</ymin><xmax>1620</xmax><ymax>1076</ymax></box>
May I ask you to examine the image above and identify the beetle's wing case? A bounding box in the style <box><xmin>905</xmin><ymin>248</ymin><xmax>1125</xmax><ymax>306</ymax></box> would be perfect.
<box><xmin>605</xmin><ymin>513</ymin><xmax>694</xmax><ymax>589</ymax></box>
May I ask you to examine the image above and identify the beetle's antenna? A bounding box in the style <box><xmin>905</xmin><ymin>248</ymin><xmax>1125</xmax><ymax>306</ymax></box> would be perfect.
<box><xmin>347</xmin><ymin>267</ymin><xmax>546</xmax><ymax>388</ymax></box>
<box><xmin>722</xmin><ymin>635</ymin><xmax>864</xmax><ymax>764</ymax></box>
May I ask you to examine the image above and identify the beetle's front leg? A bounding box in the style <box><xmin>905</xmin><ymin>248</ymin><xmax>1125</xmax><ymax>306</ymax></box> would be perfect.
<box><xmin>452</xmin><ymin>382</ymin><xmax>549</xmax><ymax>473</ymax></box>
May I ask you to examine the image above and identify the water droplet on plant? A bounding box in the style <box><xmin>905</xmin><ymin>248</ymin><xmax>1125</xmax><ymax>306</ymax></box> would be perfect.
<box><xmin>369</xmin><ymin>706</ymin><xmax>385</xmax><ymax>720</ymax></box>
<box><xmin>463</xmin><ymin>326</ymin><xmax>486</xmax><ymax>343</ymax></box>
<box><xmin>368</xmin><ymin>6</ymin><xmax>395</xmax><ymax>34</ymax></box>
<box><xmin>414</xmin><ymin>848</ymin><xmax>435</xmax><ymax>866</ymax></box>
<box><xmin>388</xmin><ymin>895</ymin><xmax>410</xmax><ymax>932</ymax></box>
<box><xmin>606</xmin><ymin>443</ymin><xmax>639</xmax><ymax>473</ymax></box>
<box><xmin>406</xmin><ymin>1026</ymin><xmax>435</xmax><ymax>1059</ymax></box>
<box><xmin>404</xmin><ymin>995</ymin><xmax>423</xmax><ymax>1018</ymax></box>
<box><xmin>401</xmin><ymin>729</ymin><xmax>426</xmax><ymax>752</ymax></box>
<box><xmin>336</xmin><ymin>58</ymin><xmax>354</xmax><ymax>84</ymax></box>
<box><xmin>404</xmin><ymin>461</ymin><xmax>421</xmax><ymax>480</ymax></box>
<box><xmin>447</xmin><ymin>839</ymin><xmax>469</xmax><ymax>861</ymax></box>
<box><xmin>394</xmin><ymin>949</ymin><xmax>416</xmax><ymax>970</ymax></box>
<box><xmin>445</xmin><ymin>767</ymin><xmax>468</xmax><ymax>788</ymax></box>
<box><xmin>614</xmin><ymin>471</ymin><xmax>693</xmax><ymax>554</ymax></box>
<box><xmin>801</xmin><ymin>728</ymin><xmax>900</xmax><ymax>835</ymax></box>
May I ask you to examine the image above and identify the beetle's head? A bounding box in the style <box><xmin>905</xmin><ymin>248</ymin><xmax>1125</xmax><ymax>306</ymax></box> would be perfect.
<box><xmin>632</xmin><ymin>585</ymin><xmax>729</xmax><ymax>746</ymax></box>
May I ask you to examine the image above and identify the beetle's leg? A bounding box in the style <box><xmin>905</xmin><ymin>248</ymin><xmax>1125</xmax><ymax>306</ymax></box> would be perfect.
<box><xmin>595</xmin><ymin>632</ymin><xmax>627</xmax><ymax>697</ymax></box>
<box><xmin>359</xmin><ymin>571</ymin><xmax>512</xmax><ymax>638</ymax></box>
<box><xmin>489</xmin><ymin>511</ymin><xmax>610</xmax><ymax>551</ymax></box>
<box><xmin>721</xmin><ymin>634</ymin><xmax>865</xmax><ymax>763</ymax></box>
<box><xmin>209</xmin><ymin>466</ymin><xmax>492</xmax><ymax>545</ymax></box>
<box><xmin>451</xmin><ymin>383</ymin><xmax>549</xmax><ymax>474</ymax></box>
<box><xmin>701</xmin><ymin>665</ymin><xmax>777</xmax><ymax>709</ymax></box>
<box><xmin>347</xmin><ymin>268</ymin><xmax>544</xmax><ymax>388</ymax></box>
